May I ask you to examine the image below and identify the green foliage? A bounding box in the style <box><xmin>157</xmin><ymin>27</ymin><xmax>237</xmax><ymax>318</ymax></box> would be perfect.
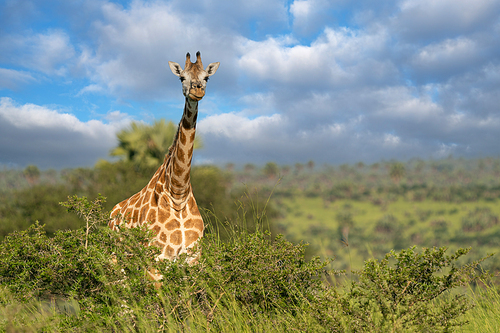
<box><xmin>111</xmin><ymin>119</ymin><xmax>202</xmax><ymax>169</ymax></box>
<box><xmin>344</xmin><ymin>247</ymin><xmax>491</xmax><ymax>332</ymax></box>
<box><xmin>389</xmin><ymin>162</ymin><xmax>406</xmax><ymax>183</ymax></box>
<box><xmin>191</xmin><ymin>165</ymin><xmax>230</xmax><ymax>214</ymax></box>
<box><xmin>60</xmin><ymin>194</ymin><xmax>109</xmax><ymax>249</ymax></box>
<box><xmin>461</xmin><ymin>207</ymin><xmax>499</xmax><ymax>233</ymax></box>
<box><xmin>0</xmin><ymin>195</ymin><xmax>492</xmax><ymax>332</ymax></box>
<box><xmin>263</xmin><ymin>162</ymin><xmax>279</xmax><ymax>178</ymax></box>
<box><xmin>23</xmin><ymin>165</ymin><xmax>40</xmax><ymax>185</ymax></box>
<box><xmin>0</xmin><ymin>184</ymin><xmax>83</xmax><ymax>238</ymax></box>
<box><xmin>196</xmin><ymin>230</ymin><xmax>331</xmax><ymax>310</ymax></box>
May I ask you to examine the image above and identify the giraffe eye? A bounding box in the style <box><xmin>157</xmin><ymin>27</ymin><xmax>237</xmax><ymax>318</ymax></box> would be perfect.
<box><xmin>180</xmin><ymin>77</ymin><xmax>186</xmax><ymax>82</ymax></box>
<box><xmin>204</xmin><ymin>76</ymin><xmax>209</xmax><ymax>82</ymax></box>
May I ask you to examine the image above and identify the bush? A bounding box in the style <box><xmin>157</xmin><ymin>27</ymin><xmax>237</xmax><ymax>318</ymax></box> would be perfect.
<box><xmin>343</xmin><ymin>246</ymin><xmax>491</xmax><ymax>332</ymax></box>
<box><xmin>0</xmin><ymin>195</ymin><xmax>340</xmax><ymax>331</ymax></box>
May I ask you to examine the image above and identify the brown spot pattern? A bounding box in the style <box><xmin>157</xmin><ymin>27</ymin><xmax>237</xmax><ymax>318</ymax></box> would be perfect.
<box><xmin>152</xmin><ymin>225</ymin><xmax>161</xmax><ymax>235</ymax></box>
<box><xmin>144</xmin><ymin>191</ymin><xmax>151</xmax><ymax>203</ymax></box>
<box><xmin>129</xmin><ymin>194</ymin><xmax>139</xmax><ymax>206</ymax></box>
<box><xmin>160</xmin><ymin>196</ymin><xmax>169</xmax><ymax>209</ymax></box>
<box><xmin>170</xmin><ymin>230</ymin><xmax>182</xmax><ymax>245</ymax></box>
<box><xmin>135</xmin><ymin>198</ymin><xmax>142</xmax><ymax>208</ymax></box>
<box><xmin>173</xmin><ymin>162</ymin><xmax>184</xmax><ymax>177</ymax></box>
<box><xmin>158</xmin><ymin>208</ymin><xmax>170</xmax><ymax>222</ymax></box>
<box><xmin>192</xmin><ymin>219</ymin><xmax>204</xmax><ymax>231</ymax></box>
<box><xmin>165</xmin><ymin>245</ymin><xmax>175</xmax><ymax>258</ymax></box>
<box><xmin>171</xmin><ymin>176</ymin><xmax>182</xmax><ymax>187</ymax></box>
<box><xmin>180</xmin><ymin>131</ymin><xmax>187</xmax><ymax>145</ymax></box>
<box><xmin>185</xmin><ymin>230</ymin><xmax>200</xmax><ymax>247</ymax></box>
<box><xmin>158</xmin><ymin>170</ymin><xmax>165</xmax><ymax>183</ymax></box>
<box><xmin>190</xmin><ymin>203</ymin><xmax>200</xmax><ymax>216</ymax></box>
<box><xmin>184</xmin><ymin>219</ymin><xmax>194</xmax><ymax>228</ymax></box>
<box><xmin>150</xmin><ymin>193</ymin><xmax>158</xmax><ymax>207</ymax></box>
<box><xmin>131</xmin><ymin>209</ymin><xmax>139</xmax><ymax>222</ymax></box>
<box><xmin>176</xmin><ymin>146</ymin><xmax>185</xmax><ymax>163</ymax></box>
<box><xmin>159</xmin><ymin>232</ymin><xmax>167</xmax><ymax>242</ymax></box>
<box><xmin>124</xmin><ymin>208</ymin><xmax>133</xmax><ymax>220</ymax></box>
<box><xmin>165</xmin><ymin>220</ymin><xmax>180</xmax><ymax>230</ymax></box>
<box><xmin>147</xmin><ymin>209</ymin><xmax>156</xmax><ymax>222</ymax></box>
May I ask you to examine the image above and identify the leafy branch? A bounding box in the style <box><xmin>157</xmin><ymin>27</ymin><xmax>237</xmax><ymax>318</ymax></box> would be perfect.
<box><xmin>60</xmin><ymin>194</ymin><xmax>109</xmax><ymax>249</ymax></box>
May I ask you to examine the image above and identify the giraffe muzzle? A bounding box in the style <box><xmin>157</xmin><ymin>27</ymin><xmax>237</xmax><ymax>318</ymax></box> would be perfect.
<box><xmin>188</xmin><ymin>86</ymin><xmax>205</xmax><ymax>101</ymax></box>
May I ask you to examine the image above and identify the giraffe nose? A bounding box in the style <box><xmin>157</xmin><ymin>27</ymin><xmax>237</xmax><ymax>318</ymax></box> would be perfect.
<box><xmin>191</xmin><ymin>81</ymin><xmax>203</xmax><ymax>89</ymax></box>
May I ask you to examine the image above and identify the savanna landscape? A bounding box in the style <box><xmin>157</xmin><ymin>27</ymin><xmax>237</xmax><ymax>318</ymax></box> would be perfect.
<box><xmin>1</xmin><ymin>120</ymin><xmax>499</xmax><ymax>332</ymax></box>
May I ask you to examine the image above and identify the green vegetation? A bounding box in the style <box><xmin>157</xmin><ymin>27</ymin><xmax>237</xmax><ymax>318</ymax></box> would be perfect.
<box><xmin>110</xmin><ymin>119</ymin><xmax>202</xmax><ymax>169</ymax></box>
<box><xmin>1</xmin><ymin>121</ymin><xmax>499</xmax><ymax>330</ymax></box>
<box><xmin>0</xmin><ymin>196</ymin><xmax>491</xmax><ymax>332</ymax></box>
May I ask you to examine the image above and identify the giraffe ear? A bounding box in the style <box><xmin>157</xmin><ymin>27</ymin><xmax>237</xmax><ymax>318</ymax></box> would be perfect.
<box><xmin>168</xmin><ymin>61</ymin><xmax>183</xmax><ymax>77</ymax></box>
<box><xmin>205</xmin><ymin>62</ymin><xmax>220</xmax><ymax>76</ymax></box>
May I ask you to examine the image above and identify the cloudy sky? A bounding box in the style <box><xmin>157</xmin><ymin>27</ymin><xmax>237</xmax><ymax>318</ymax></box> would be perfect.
<box><xmin>1</xmin><ymin>0</ymin><xmax>500</xmax><ymax>169</ymax></box>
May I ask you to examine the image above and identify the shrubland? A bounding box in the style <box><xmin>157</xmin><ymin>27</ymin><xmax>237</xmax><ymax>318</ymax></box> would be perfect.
<box><xmin>0</xmin><ymin>195</ymin><xmax>492</xmax><ymax>332</ymax></box>
<box><xmin>1</xmin><ymin>157</ymin><xmax>500</xmax><ymax>330</ymax></box>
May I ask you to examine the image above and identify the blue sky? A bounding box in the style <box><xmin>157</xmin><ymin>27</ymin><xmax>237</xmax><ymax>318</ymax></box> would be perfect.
<box><xmin>1</xmin><ymin>0</ymin><xmax>500</xmax><ymax>169</ymax></box>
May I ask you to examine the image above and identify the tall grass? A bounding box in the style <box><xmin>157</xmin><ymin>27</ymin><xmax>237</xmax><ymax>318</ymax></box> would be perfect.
<box><xmin>459</xmin><ymin>279</ymin><xmax>500</xmax><ymax>332</ymax></box>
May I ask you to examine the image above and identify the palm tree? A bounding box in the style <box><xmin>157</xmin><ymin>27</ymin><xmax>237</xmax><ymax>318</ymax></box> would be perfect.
<box><xmin>389</xmin><ymin>162</ymin><xmax>406</xmax><ymax>184</ymax></box>
<box><xmin>23</xmin><ymin>165</ymin><xmax>40</xmax><ymax>186</ymax></box>
<box><xmin>111</xmin><ymin>119</ymin><xmax>202</xmax><ymax>168</ymax></box>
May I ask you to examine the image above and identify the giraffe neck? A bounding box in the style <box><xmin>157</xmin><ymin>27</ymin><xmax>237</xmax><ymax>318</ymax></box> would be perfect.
<box><xmin>166</xmin><ymin>97</ymin><xmax>198</xmax><ymax>208</ymax></box>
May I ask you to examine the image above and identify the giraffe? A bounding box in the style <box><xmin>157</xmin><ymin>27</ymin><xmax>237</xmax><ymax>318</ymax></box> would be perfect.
<box><xmin>109</xmin><ymin>52</ymin><xmax>220</xmax><ymax>276</ymax></box>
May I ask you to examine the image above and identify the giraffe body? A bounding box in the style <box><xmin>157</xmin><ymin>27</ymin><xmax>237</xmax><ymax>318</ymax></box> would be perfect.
<box><xmin>109</xmin><ymin>52</ymin><xmax>219</xmax><ymax>267</ymax></box>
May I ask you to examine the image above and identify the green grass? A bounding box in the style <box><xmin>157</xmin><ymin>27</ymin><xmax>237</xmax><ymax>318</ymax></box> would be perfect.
<box><xmin>458</xmin><ymin>281</ymin><xmax>500</xmax><ymax>332</ymax></box>
<box><xmin>276</xmin><ymin>196</ymin><xmax>500</xmax><ymax>271</ymax></box>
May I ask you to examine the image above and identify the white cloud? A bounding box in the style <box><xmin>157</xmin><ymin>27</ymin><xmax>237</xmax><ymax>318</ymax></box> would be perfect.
<box><xmin>290</xmin><ymin>0</ymin><xmax>336</xmax><ymax>36</ymax></box>
<box><xmin>199</xmin><ymin>112</ymin><xmax>284</xmax><ymax>142</ymax></box>
<box><xmin>0</xmin><ymin>30</ymin><xmax>76</xmax><ymax>76</ymax></box>
<box><xmin>237</xmin><ymin>26</ymin><xmax>395</xmax><ymax>89</ymax></box>
<box><xmin>79</xmin><ymin>0</ymin><xmax>237</xmax><ymax>99</ymax></box>
<box><xmin>383</xmin><ymin>133</ymin><xmax>401</xmax><ymax>147</ymax></box>
<box><xmin>395</xmin><ymin>0</ymin><xmax>500</xmax><ymax>41</ymax></box>
<box><xmin>414</xmin><ymin>38</ymin><xmax>477</xmax><ymax>66</ymax></box>
<box><xmin>290</xmin><ymin>0</ymin><xmax>311</xmax><ymax>19</ymax></box>
<box><xmin>0</xmin><ymin>98</ymin><xmax>131</xmax><ymax>168</ymax></box>
<box><xmin>2</xmin><ymin>0</ymin><xmax>500</xmax><ymax>167</ymax></box>
<box><xmin>0</xmin><ymin>68</ymin><xmax>36</xmax><ymax>89</ymax></box>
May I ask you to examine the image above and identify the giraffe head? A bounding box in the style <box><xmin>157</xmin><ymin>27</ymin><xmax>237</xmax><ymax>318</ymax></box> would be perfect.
<box><xmin>168</xmin><ymin>52</ymin><xmax>220</xmax><ymax>101</ymax></box>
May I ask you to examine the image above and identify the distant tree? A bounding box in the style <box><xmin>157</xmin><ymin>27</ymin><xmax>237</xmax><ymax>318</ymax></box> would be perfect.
<box><xmin>244</xmin><ymin>163</ymin><xmax>256</xmax><ymax>173</ymax></box>
<box><xmin>307</xmin><ymin>160</ymin><xmax>315</xmax><ymax>171</ymax></box>
<box><xmin>23</xmin><ymin>165</ymin><xmax>40</xmax><ymax>186</ymax></box>
<box><xmin>389</xmin><ymin>162</ymin><xmax>406</xmax><ymax>183</ymax></box>
<box><xmin>281</xmin><ymin>165</ymin><xmax>291</xmax><ymax>175</ymax></box>
<box><xmin>340</xmin><ymin>164</ymin><xmax>350</xmax><ymax>173</ymax></box>
<box><xmin>414</xmin><ymin>159</ymin><xmax>425</xmax><ymax>173</ymax></box>
<box><xmin>225</xmin><ymin>163</ymin><xmax>235</xmax><ymax>172</ymax></box>
<box><xmin>110</xmin><ymin>119</ymin><xmax>202</xmax><ymax>169</ymax></box>
<box><xmin>356</xmin><ymin>162</ymin><xmax>365</xmax><ymax>169</ymax></box>
<box><xmin>478</xmin><ymin>159</ymin><xmax>486</xmax><ymax>172</ymax></box>
<box><xmin>263</xmin><ymin>162</ymin><xmax>279</xmax><ymax>178</ymax></box>
<box><xmin>294</xmin><ymin>163</ymin><xmax>304</xmax><ymax>174</ymax></box>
